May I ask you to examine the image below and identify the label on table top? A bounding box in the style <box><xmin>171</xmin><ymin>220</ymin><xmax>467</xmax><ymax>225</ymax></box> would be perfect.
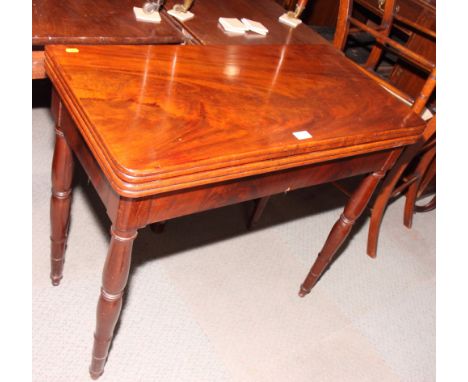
<box><xmin>293</xmin><ymin>131</ymin><xmax>312</xmax><ymax>140</ymax></box>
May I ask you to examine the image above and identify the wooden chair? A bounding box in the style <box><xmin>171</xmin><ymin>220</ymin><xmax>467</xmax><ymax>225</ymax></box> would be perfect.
<box><xmin>333</xmin><ymin>0</ymin><xmax>437</xmax><ymax>257</ymax></box>
<box><xmin>249</xmin><ymin>0</ymin><xmax>436</xmax><ymax>259</ymax></box>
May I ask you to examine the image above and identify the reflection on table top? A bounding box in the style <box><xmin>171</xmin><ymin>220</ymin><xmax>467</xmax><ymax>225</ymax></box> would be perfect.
<box><xmin>45</xmin><ymin>44</ymin><xmax>424</xmax><ymax>196</ymax></box>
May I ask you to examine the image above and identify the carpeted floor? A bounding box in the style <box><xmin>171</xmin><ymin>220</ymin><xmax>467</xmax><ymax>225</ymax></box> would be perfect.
<box><xmin>32</xmin><ymin>107</ymin><xmax>435</xmax><ymax>382</ymax></box>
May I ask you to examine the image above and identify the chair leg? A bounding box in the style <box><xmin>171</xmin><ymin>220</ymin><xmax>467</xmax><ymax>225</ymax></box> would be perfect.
<box><xmin>366</xmin><ymin>136</ymin><xmax>429</xmax><ymax>259</ymax></box>
<box><xmin>417</xmin><ymin>156</ymin><xmax>436</xmax><ymax>200</ymax></box>
<box><xmin>248</xmin><ymin>196</ymin><xmax>270</xmax><ymax>230</ymax></box>
<box><xmin>299</xmin><ymin>168</ymin><xmax>387</xmax><ymax>297</ymax></box>
<box><xmin>415</xmin><ymin>195</ymin><xmax>436</xmax><ymax>212</ymax></box>
<box><xmin>367</xmin><ymin>161</ymin><xmax>410</xmax><ymax>258</ymax></box>
<box><xmin>403</xmin><ymin>147</ymin><xmax>435</xmax><ymax>228</ymax></box>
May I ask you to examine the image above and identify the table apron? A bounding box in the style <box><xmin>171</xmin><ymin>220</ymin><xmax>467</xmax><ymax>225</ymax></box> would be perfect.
<box><xmin>144</xmin><ymin>151</ymin><xmax>391</xmax><ymax>224</ymax></box>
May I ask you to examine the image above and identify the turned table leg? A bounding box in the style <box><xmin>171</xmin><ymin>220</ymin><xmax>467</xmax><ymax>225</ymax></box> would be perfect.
<box><xmin>89</xmin><ymin>225</ymin><xmax>137</xmax><ymax>379</ymax></box>
<box><xmin>50</xmin><ymin>126</ymin><xmax>74</xmax><ymax>286</ymax></box>
<box><xmin>299</xmin><ymin>169</ymin><xmax>386</xmax><ymax>297</ymax></box>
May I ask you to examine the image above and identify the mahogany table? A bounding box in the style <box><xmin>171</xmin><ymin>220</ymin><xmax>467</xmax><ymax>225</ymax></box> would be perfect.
<box><xmin>44</xmin><ymin>43</ymin><xmax>424</xmax><ymax>378</ymax></box>
<box><xmin>162</xmin><ymin>0</ymin><xmax>328</xmax><ymax>45</ymax></box>
<box><xmin>32</xmin><ymin>0</ymin><xmax>183</xmax><ymax>79</ymax></box>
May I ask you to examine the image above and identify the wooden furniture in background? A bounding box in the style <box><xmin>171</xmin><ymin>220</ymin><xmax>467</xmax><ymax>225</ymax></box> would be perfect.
<box><xmin>388</xmin><ymin>116</ymin><xmax>436</xmax><ymax>229</ymax></box>
<box><xmin>163</xmin><ymin>0</ymin><xmax>327</xmax><ymax>45</ymax></box>
<box><xmin>45</xmin><ymin>43</ymin><xmax>424</xmax><ymax>378</ymax></box>
<box><xmin>291</xmin><ymin>0</ymin><xmax>435</xmax><ymax>98</ymax></box>
<box><xmin>32</xmin><ymin>0</ymin><xmax>183</xmax><ymax>79</ymax></box>
<box><xmin>354</xmin><ymin>0</ymin><xmax>436</xmax><ymax>99</ymax></box>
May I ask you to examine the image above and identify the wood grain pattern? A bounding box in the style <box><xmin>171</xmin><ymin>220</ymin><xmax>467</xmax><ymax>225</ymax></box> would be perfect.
<box><xmin>55</xmin><ymin>93</ymin><xmax>394</xmax><ymax>226</ymax></box>
<box><xmin>32</xmin><ymin>0</ymin><xmax>183</xmax><ymax>45</ymax></box>
<box><xmin>163</xmin><ymin>0</ymin><xmax>327</xmax><ymax>45</ymax></box>
<box><xmin>45</xmin><ymin>44</ymin><xmax>424</xmax><ymax>198</ymax></box>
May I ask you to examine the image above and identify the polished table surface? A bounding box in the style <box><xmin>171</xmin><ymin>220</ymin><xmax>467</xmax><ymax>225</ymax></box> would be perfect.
<box><xmin>45</xmin><ymin>44</ymin><xmax>423</xmax><ymax>197</ymax></box>
<box><xmin>163</xmin><ymin>0</ymin><xmax>328</xmax><ymax>45</ymax></box>
<box><xmin>44</xmin><ymin>44</ymin><xmax>424</xmax><ymax>378</ymax></box>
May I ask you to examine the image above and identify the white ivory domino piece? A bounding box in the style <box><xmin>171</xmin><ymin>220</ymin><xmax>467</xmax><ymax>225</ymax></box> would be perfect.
<box><xmin>167</xmin><ymin>8</ymin><xmax>195</xmax><ymax>22</ymax></box>
<box><xmin>218</xmin><ymin>17</ymin><xmax>249</xmax><ymax>34</ymax></box>
<box><xmin>278</xmin><ymin>13</ymin><xmax>302</xmax><ymax>28</ymax></box>
<box><xmin>241</xmin><ymin>18</ymin><xmax>269</xmax><ymax>35</ymax></box>
<box><xmin>133</xmin><ymin>7</ymin><xmax>161</xmax><ymax>23</ymax></box>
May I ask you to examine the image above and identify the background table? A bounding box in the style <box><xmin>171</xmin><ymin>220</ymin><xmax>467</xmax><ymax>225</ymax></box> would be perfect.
<box><xmin>32</xmin><ymin>0</ymin><xmax>184</xmax><ymax>79</ymax></box>
<box><xmin>163</xmin><ymin>0</ymin><xmax>328</xmax><ymax>45</ymax></box>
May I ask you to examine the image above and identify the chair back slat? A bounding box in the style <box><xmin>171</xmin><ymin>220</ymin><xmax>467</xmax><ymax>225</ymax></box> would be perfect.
<box><xmin>349</xmin><ymin>17</ymin><xmax>435</xmax><ymax>71</ymax></box>
<box><xmin>333</xmin><ymin>0</ymin><xmax>353</xmax><ymax>51</ymax></box>
<box><xmin>334</xmin><ymin>0</ymin><xmax>436</xmax><ymax>117</ymax></box>
<box><xmin>364</xmin><ymin>0</ymin><xmax>396</xmax><ymax>70</ymax></box>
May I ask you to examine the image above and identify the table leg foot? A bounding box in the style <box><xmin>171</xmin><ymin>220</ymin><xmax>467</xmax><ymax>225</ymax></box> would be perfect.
<box><xmin>298</xmin><ymin>284</ymin><xmax>310</xmax><ymax>297</ymax></box>
<box><xmin>89</xmin><ymin>367</ymin><xmax>104</xmax><ymax>380</ymax></box>
<box><xmin>51</xmin><ymin>275</ymin><xmax>62</xmax><ymax>286</ymax></box>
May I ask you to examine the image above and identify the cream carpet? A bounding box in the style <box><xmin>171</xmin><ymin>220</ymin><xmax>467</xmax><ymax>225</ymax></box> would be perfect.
<box><xmin>32</xmin><ymin>107</ymin><xmax>435</xmax><ymax>382</ymax></box>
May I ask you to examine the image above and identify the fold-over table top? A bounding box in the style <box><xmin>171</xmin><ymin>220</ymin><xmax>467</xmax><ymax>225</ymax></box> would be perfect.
<box><xmin>45</xmin><ymin>44</ymin><xmax>424</xmax><ymax>197</ymax></box>
<box><xmin>33</xmin><ymin>0</ymin><xmax>182</xmax><ymax>45</ymax></box>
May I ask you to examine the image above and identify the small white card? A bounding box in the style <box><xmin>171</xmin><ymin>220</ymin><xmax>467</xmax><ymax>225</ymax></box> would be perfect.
<box><xmin>218</xmin><ymin>17</ymin><xmax>249</xmax><ymax>34</ymax></box>
<box><xmin>133</xmin><ymin>7</ymin><xmax>161</xmax><ymax>23</ymax></box>
<box><xmin>168</xmin><ymin>8</ymin><xmax>195</xmax><ymax>22</ymax></box>
<box><xmin>293</xmin><ymin>131</ymin><xmax>312</xmax><ymax>140</ymax></box>
<box><xmin>278</xmin><ymin>13</ymin><xmax>302</xmax><ymax>28</ymax></box>
<box><xmin>241</xmin><ymin>18</ymin><xmax>269</xmax><ymax>35</ymax></box>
